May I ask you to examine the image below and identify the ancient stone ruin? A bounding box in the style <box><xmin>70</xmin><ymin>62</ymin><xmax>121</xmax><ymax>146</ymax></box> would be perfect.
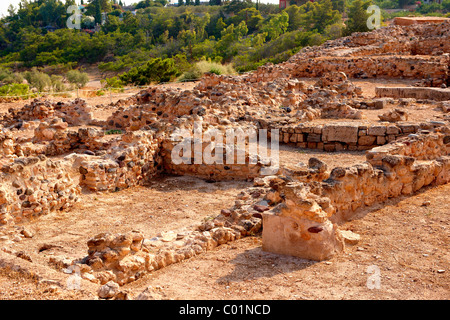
<box><xmin>0</xmin><ymin>21</ymin><xmax>449</xmax><ymax>298</ymax></box>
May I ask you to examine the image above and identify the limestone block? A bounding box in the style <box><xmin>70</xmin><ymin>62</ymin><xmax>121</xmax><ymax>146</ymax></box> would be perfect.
<box><xmin>322</xmin><ymin>123</ymin><xmax>359</xmax><ymax>144</ymax></box>
<box><xmin>262</xmin><ymin>213</ymin><xmax>344</xmax><ymax>261</ymax></box>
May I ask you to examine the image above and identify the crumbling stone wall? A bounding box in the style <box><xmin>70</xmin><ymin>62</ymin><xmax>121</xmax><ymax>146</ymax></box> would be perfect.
<box><xmin>262</xmin><ymin>130</ymin><xmax>450</xmax><ymax>261</ymax></box>
<box><xmin>0</xmin><ymin>156</ymin><xmax>81</xmax><ymax>225</ymax></box>
<box><xmin>79</xmin><ymin>131</ymin><xmax>163</xmax><ymax>192</ymax></box>
<box><xmin>290</xmin><ymin>56</ymin><xmax>449</xmax><ymax>84</ymax></box>
<box><xmin>2</xmin><ymin>99</ymin><xmax>93</xmax><ymax>127</ymax></box>
<box><xmin>277</xmin><ymin>20</ymin><xmax>450</xmax><ymax>86</ymax></box>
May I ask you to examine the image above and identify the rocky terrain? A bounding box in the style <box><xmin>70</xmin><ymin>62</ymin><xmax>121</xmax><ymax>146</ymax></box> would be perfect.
<box><xmin>0</xmin><ymin>20</ymin><xmax>449</xmax><ymax>300</ymax></box>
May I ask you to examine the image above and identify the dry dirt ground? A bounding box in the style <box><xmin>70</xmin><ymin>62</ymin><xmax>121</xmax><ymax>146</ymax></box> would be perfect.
<box><xmin>0</xmin><ymin>78</ymin><xmax>448</xmax><ymax>300</ymax></box>
<box><xmin>0</xmin><ymin>180</ymin><xmax>448</xmax><ymax>300</ymax></box>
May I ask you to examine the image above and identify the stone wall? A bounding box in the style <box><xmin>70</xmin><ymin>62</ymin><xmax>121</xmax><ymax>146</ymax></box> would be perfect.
<box><xmin>273</xmin><ymin>121</ymin><xmax>432</xmax><ymax>151</ymax></box>
<box><xmin>79</xmin><ymin>131</ymin><xmax>163</xmax><ymax>192</ymax></box>
<box><xmin>262</xmin><ymin>129</ymin><xmax>450</xmax><ymax>261</ymax></box>
<box><xmin>2</xmin><ymin>99</ymin><xmax>93</xmax><ymax>128</ymax></box>
<box><xmin>375</xmin><ymin>87</ymin><xmax>450</xmax><ymax>101</ymax></box>
<box><xmin>160</xmin><ymin>131</ymin><xmax>275</xmax><ymax>181</ymax></box>
<box><xmin>0</xmin><ymin>156</ymin><xmax>81</xmax><ymax>225</ymax></box>
<box><xmin>290</xmin><ymin>56</ymin><xmax>449</xmax><ymax>83</ymax></box>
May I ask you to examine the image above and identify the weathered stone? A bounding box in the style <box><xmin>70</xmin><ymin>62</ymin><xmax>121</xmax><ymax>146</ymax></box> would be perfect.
<box><xmin>98</xmin><ymin>281</ymin><xmax>120</xmax><ymax>299</ymax></box>
<box><xmin>322</xmin><ymin>123</ymin><xmax>359</xmax><ymax>144</ymax></box>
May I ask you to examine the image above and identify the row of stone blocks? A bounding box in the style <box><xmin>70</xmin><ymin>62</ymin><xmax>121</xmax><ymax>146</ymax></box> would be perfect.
<box><xmin>274</xmin><ymin>121</ymin><xmax>443</xmax><ymax>151</ymax></box>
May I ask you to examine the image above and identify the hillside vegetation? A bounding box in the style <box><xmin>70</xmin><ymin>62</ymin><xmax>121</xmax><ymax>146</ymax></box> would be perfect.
<box><xmin>0</xmin><ymin>0</ymin><xmax>449</xmax><ymax>95</ymax></box>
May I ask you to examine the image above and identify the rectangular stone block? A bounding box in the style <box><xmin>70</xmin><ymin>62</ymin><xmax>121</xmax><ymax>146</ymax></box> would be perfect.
<box><xmin>322</xmin><ymin>123</ymin><xmax>359</xmax><ymax>144</ymax></box>
<box><xmin>312</xmin><ymin>126</ymin><xmax>323</xmax><ymax>134</ymax></box>
<box><xmin>307</xmin><ymin>133</ymin><xmax>321</xmax><ymax>143</ymax></box>
<box><xmin>399</xmin><ymin>123</ymin><xmax>418</xmax><ymax>134</ymax></box>
<box><xmin>262</xmin><ymin>214</ymin><xmax>343</xmax><ymax>261</ymax></box>
<box><xmin>283</xmin><ymin>133</ymin><xmax>290</xmax><ymax>144</ymax></box>
<box><xmin>377</xmin><ymin>136</ymin><xmax>387</xmax><ymax>145</ymax></box>
<box><xmin>323</xmin><ymin>143</ymin><xmax>336</xmax><ymax>152</ymax></box>
<box><xmin>387</xmin><ymin>125</ymin><xmax>400</xmax><ymax>135</ymax></box>
<box><xmin>358</xmin><ymin>135</ymin><xmax>377</xmax><ymax>146</ymax></box>
<box><xmin>368</xmin><ymin>125</ymin><xmax>387</xmax><ymax>136</ymax></box>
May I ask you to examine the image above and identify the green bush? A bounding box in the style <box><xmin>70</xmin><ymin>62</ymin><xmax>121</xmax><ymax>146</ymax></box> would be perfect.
<box><xmin>0</xmin><ymin>68</ymin><xmax>23</xmax><ymax>85</ymax></box>
<box><xmin>119</xmin><ymin>58</ymin><xmax>180</xmax><ymax>85</ymax></box>
<box><xmin>178</xmin><ymin>60</ymin><xmax>235</xmax><ymax>82</ymax></box>
<box><xmin>23</xmin><ymin>68</ymin><xmax>52</xmax><ymax>92</ymax></box>
<box><xmin>66</xmin><ymin>70</ymin><xmax>90</xmax><ymax>89</ymax></box>
<box><xmin>195</xmin><ymin>60</ymin><xmax>236</xmax><ymax>75</ymax></box>
<box><xmin>50</xmin><ymin>75</ymin><xmax>67</xmax><ymax>92</ymax></box>
<box><xmin>0</xmin><ymin>83</ymin><xmax>31</xmax><ymax>97</ymax></box>
<box><xmin>101</xmin><ymin>76</ymin><xmax>125</xmax><ymax>91</ymax></box>
<box><xmin>177</xmin><ymin>67</ymin><xmax>203</xmax><ymax>82</ymax></box>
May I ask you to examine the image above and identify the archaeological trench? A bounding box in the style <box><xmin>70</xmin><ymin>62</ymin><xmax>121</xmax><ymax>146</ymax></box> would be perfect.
<box><xmin>0</xmin><ymin>20</ymin><xmax>449</xmax><ymax>298</ymax></box>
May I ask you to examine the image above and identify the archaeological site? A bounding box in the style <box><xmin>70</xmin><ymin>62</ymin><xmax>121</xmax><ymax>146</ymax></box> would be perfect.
<box><xmin>0</xmin><ymin>19</ymin><xmax>449</xmax><ymax>301</ymax></box>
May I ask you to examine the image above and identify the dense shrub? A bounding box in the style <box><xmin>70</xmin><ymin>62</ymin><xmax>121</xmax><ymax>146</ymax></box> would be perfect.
<box><xmin>66</xmin><ymin>70</ymin><xmax>90</xmax><ymax>89</ymax></box>
<box><xmin>119</xmin><ymin>58</ymin><xmax>180</xmax><ymax>85</ymax></box>
<box><xmin>0</xmin><ymin>83</ymin><xmax>31</xmax><ymax>97</ymax></box>
<box><xmin>23</xmin><ymin>68</ymin><xmax>52</xmax><ymax>92</ymax></box>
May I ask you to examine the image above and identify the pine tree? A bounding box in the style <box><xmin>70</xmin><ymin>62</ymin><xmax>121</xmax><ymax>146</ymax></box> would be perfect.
<box><xmin>344</xmin><ymin>0</ymin><xmax>372</xmax><ymax>36</ymax></box>
<box><xmin>95</xmin><ymin>0</ymin><xmax>102</xmax><ymax>25</ymax></box>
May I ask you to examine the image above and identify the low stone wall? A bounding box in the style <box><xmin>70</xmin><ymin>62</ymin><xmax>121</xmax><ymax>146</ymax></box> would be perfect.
<box><xmin>0</xmin><ymin>156</ymin><xmax>81</xmax><ymax>225</ymax></box>
<box><xmin>262</xmin><ymin>130</ymin><xmax>450</xmax><ymax>261</ymax></box>
<box><xmin>375</xmin><ymin>87</ymin><xmax>450</xmax><ymax>101</ymax></box>
<box><xmin>394</xmin><ymin>17</ymin><xmax>450</xmax><ymax>26</ymax></box>
<box><xmin>274</xmin><ymin>121</ymin><xmax>429</xmax><ymax>151</ymax></box>
<box><xmin>76</xmin><ymin>213</ymin><xmax>262</xmax><ymax>286</ymax></box>
<box><xmin>2</xmin><ymin>99</ymin><xmax>93</xmax><ymax>127</ymax></box>
<box><xmin>290</xmin><ymin>56</ymin><xmax>449</xmax><ymax>82</ymax></box>
<box><xmin>79</xmin><ymin>131</ymin><xmax>163</xmax><ymax>192</ymax></box>
<box><xmin>161</xmin><ymin>136</ymin><xmax>273</xmax><ymax>181</ymax></box>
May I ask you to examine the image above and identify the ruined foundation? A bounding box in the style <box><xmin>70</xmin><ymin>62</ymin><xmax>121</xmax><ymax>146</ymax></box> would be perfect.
<box><xmin>0</xmin><ymin>21</ymin><xmax>449</xmax><ymax>297</ymax></box>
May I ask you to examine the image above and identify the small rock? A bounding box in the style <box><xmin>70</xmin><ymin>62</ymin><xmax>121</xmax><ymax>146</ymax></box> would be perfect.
<box><xmin>437</xmin><ymin>269</ymin><xmax>445</xmax><ymax>274</ymax></box>
<box><xmin>159</xmin><ymin>231</ymin><xmax>177</xmax><ymax>242</ymax></box>
<box><xmin>16</xmin><ymin>251</ymin><xmax>32</xmax><ymax>262</ymax></box>
<box><xmin>421</xmin><ymin>200</ymin><xmax>431</xmax><ymax>207</ymax></box>
<box><xmin>340</xmin><ymin>230</ymin><xmax>361</xmax><ymax>245</ymax></box>
<box><xmin>20</xmin><ymin>227</ymin><xmax>33</xmax><ymax>238</ymax></box>
<box><xmin>220</xmin><ymin>209</ymin><xmax>232</xmax><ymax>217</ymax></box>
<box><xmin>114</xmin><ymin>291</ymin><xmax>131</xmax><ymax>300</ymax></box>
<box><xmin>253</xmin><ymin>204</ymin><xmax>269</xmax><ymax>213</ymax></box>
<box><xmin>98</xmin><ymin>281</ymin><xmax>120</xmax><ymax>299</ymax></box>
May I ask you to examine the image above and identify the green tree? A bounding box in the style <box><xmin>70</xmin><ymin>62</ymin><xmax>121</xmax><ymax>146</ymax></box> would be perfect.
<box><xmin>95</xmin><ymin>0</ymin><xmax>102</xmax><ymax>25</ymax></box>
<box><xmin>23</xmin><ymin>68</ymin><xmax>52</xmax><ymax>92</ymax></box>
<box><xmin>260</xmin><ymin>11</ymin><xmax>289</xmax><ymax>41</ymax></box>
<box><xmin>66</xmin><ymin>69</ymin><xmax>90</xmax><ymax>89</ymax></box>
<box><xmin>344</xmin><ymin>0</ymin><xmax>372</xmax><ymax>36</ymax></box>
<box><xmin>309</xmin><ymin>0</ymin><xmax>341</xmax><ymax>33</ymax></box>
<box><xmin>229</xmin><ymin>8</ymin><xmax>264</xmax><ymax>34</ymax></box>
<box><xmin>119</xmin><ymin>57</ymin><xmax>180</xmax><ymax>85</ymax></box>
